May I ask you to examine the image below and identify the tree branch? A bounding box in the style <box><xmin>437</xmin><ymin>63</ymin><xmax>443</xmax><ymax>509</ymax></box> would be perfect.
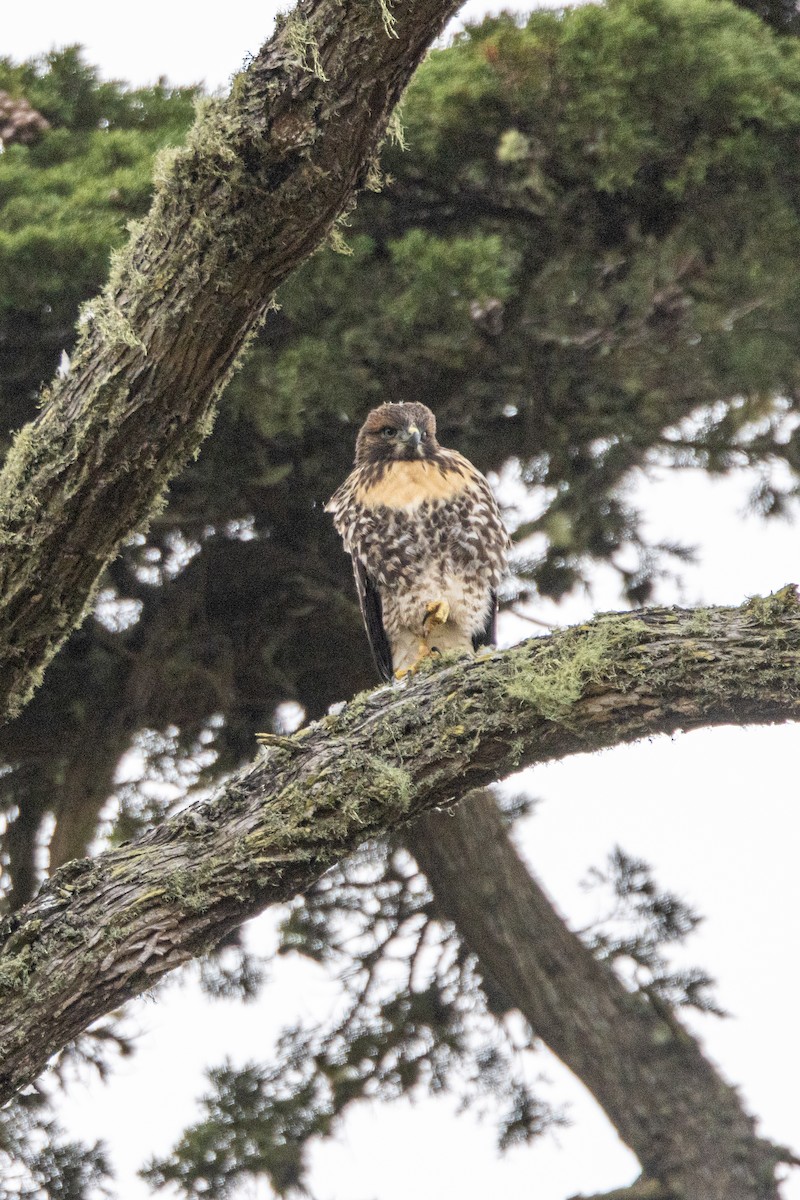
<box><xmin>1</xmin><ymin>591</ymin><xmax>799</xmax><ymax>1102</ymax></box>
<box><xmin>565</xmin><ymin>1184</ymin><xmax>667</xmax><ymax>1200</ymax></box>
<box><xmin>0</xmin><ymin>0</ymin><xmax>461</xmax><ymax>722</ymax></box>
<box><xmin>408</xmin><ymin>793</ymin><xmax>782</xmax><ymax>1200</ymax></box>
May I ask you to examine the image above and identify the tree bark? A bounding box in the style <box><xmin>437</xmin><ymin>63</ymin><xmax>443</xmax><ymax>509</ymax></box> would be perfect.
<box><xmin>0</xmin><ymin>0</ymin><xmax>461</xmax><ymax>723</ymax></box>
<box><xmin>407</xmin><ymin>792</ymin><xmax>781</xmax><ymax>1200</ymax></box>
<box><xmin>1</xmin><ymin>592</ymin><xmax>800</xmax><ymax>1108</ymax></box>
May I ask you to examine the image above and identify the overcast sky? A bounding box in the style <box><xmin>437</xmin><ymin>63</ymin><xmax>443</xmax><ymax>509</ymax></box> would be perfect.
<box><xmin>3</xmin><ymin>4</ymin><xmax>800</xmax><ymax>1200</ymax></box>
<box><xmin>2</xmin><ymin>0</ymin><xmax>566</xmax><ymax>90</ymax></box>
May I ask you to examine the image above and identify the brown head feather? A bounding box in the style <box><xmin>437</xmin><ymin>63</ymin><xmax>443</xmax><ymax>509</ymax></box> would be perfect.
<box><xmin>354</xmin><ymin>402</ymin><xmax>440</xmax><ymax>467</ymax></box>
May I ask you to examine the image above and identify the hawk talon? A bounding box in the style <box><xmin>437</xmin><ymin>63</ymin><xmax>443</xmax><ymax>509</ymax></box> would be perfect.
<box><xmin>394</xmin><ymin>642</ymin><xmax>440</xmax><ymax>680</ymax></box>
<box><xmin>423</xmin><ymin>599</ymin><xmax>450</xmax><ymax>630</ymax></box>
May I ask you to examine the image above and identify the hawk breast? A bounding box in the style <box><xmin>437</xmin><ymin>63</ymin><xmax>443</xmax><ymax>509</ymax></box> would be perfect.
<box><xmin>328</xmin><ymin>453</ymin><xmax>508</xmax><ymax>594</ymax></box>
<box><xmin>326</xmin><ymin>450</ymin><xmax>509</xmax><ymax>678</ymax></box>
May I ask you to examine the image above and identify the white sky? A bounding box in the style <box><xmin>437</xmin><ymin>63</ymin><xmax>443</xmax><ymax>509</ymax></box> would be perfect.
<box><xmin>3</xmin><ymin>4</ymin><xmax>800</xmax><ymax>1200</ymax></box>
<box><xmin>1</xmin><ymin>0</ymin><xmax>566</xmax><ymax>90</ymax></box>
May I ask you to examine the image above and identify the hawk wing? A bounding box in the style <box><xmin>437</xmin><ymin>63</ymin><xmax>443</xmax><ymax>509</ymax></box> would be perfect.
<box><xmin>353</xmin><ymin>556</ymin><xmax>393</xmax><ymax>682</ymax></box>
<box><xmin>449</xmin><ymin>450</ymin><xmax>505</xmax><ymax>651</ymax></box>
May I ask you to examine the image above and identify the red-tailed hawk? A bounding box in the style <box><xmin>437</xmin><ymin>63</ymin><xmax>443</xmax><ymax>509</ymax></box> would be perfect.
<box><xmin>326</xmin><ymin>402</ymin><xmax>510</xmax><ymax>679</ymax></box>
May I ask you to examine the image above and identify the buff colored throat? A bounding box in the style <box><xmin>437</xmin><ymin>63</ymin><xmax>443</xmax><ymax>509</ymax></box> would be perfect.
<box><xmin>355</xmin><ymin>459</ymin><xmax>466</xmax><ymax>509</ymax></box>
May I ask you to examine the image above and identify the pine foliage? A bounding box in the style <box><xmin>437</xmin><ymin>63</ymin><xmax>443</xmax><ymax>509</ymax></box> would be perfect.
<box><xmin>2</xmin><ymin>1</ymin><xmax>800</xmax><ymax>1193</ymax></box>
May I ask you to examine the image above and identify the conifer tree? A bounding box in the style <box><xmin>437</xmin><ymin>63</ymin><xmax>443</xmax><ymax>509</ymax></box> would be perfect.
<box><xmin>1</xmin><ymin>1</ymin><xmax>800</xmax><ymax>1196</ymax></box>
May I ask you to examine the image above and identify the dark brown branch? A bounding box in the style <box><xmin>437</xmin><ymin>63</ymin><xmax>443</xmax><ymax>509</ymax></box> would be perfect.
<box><xmin>408</xmin><ymin>793</ymin><xmax>781</xmax><ymax>1200</ymax></box>
<box><xmin>1</xmin><ymin>591</ymin><xmax>800</xmax><ymax>1103</ymax></box>
<box><xmin>0</xmin><ymin>0</ymin><xmax>462</xmax><ymax>723</ymax></box>
<box><xmin>565</xmin><ymin>1184</ymin><xmax>667</xmax><ymax>1200</ymax></box>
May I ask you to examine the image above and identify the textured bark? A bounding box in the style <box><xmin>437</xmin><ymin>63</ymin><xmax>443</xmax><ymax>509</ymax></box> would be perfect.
<box><xmin>0</xmin><ymin>593</ymin><xmax>799</xmax><ymax>1107</ymax></box>
<box><xmin>0</xmin><ymin>0</ymin><xmax>461</xmax><ymax>723</ymax></box>
<box><xmin>408</xmin><ymin>793</ymin><xmax>781</xmax><ymax>1200</ymax></box>
<box><xmin>566</xmin><ymin>1187</ymin><xmax>667</xmax><ymax>1200</ymax></box>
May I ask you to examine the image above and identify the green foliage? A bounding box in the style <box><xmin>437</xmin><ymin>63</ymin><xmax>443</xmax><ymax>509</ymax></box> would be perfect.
<box><xmin>5</xmin><ymin>0</ymin><xmax>800</xmax><ymax>939</ymax></box>
<box><xmin>733</xmin><ymin>0</ymin><xmax>800</xmax><ymax>35</ymax></box>
<box><xmin>386</xmin><ymin>228</ymin><xmax>514</xmax><ymax>328</ymax></box>
<box><xmin>226</xmin><ymin>0</ymin><xmax>800</xmax><ymax>605</ymax></box>
<box><xmin>6</xmin><ymin>1</ymin><xmax>800</xmax><ymax>888</ymax></box>
<box><xmin>0</xmin><ymin>48</ymin><xmax>197</xmax><ymax>437</ymax></box>
<box><xmin>0</xmin><ymin>45</ymin><xmax>195</xmax><ymax>133</ymax></box>
<box><xmin>145</xmin><ymin>835</ymin><xmax>719</xmax><ymax>1198</ymax></box>
<box><xmin>584</xmin><ymin>846</ymin><xmax>723</xmax><ymax>1014</ymax></box>
<box><xmin>144</xmin><ymin>845</ymin><xmax>562</xmax><ymax>1198</ymax></box>
<box><xmin>0</xmin><ymin>1083</ymin><xmax>110</xmax><ymax>1200</ymax></box>
<box><xmin>196</xmin><ymin>940</ymin><xmax>267</xmax><ymax>1003</ymax></box>
<box><xmin>4</xmin><ymin>3</ymin><xmax>800</xmax><ymax>1187</ymax></box>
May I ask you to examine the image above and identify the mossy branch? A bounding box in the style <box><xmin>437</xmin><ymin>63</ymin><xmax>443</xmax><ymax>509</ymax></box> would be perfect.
<box><xmin>0</xmin><ymin>0</ymin><xmax>462</xmax><ymax>722</ymax></box>
<box><xmin>1</xmin><ymin>590</ymin><xmax>800</xmax><ymax>1100</ymax></box>
<box><xmin>566</xmin><ymin>1184</ymin><xmax>668</xmax><ymax>1200</ymax></box>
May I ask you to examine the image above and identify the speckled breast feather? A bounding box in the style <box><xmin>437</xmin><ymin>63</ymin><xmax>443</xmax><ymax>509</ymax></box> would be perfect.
<box><xmin>326</xmin><ymin>450</ymin><xmax>509</xmax><ymax>642</ymax></box>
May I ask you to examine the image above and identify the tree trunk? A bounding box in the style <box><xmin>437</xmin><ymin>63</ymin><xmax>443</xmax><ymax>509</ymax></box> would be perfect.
<box><xmin>407</xmin><ymin>792</ymin><xmax>780</xmax><ymax>1200</ymax></box>
<box><xmin>1</xmin><ymin>595</ymin><xmax>800</xmax><ymax>1109</ymax></box>
<box><xmin>0</xmin><ymin>0</ymin><xmax>461</xmax><ymax>723</ymax></box>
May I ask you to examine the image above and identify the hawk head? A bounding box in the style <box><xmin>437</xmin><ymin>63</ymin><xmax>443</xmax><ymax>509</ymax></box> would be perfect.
<box><xmin>354</xmin><ymin>402</ymin><xmax>439</xmax><ymax>466</ymax></box>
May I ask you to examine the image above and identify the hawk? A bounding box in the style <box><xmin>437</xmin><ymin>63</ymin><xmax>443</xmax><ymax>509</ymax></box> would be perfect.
<box><xmin>326</xmin><ymin>402</ymin><xmax>510</xmax><ymax>679</ymax></box>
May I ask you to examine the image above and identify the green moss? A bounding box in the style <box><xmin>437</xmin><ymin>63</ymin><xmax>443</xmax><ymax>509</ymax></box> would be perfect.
<box><xmin>678</xmin><ymin>642</ymin><xmax>716</xmax><ymax>664</ymax></box>
<box><xmin>1</xmin><ymin>918</ymin><xmax>42</xmax><ymax>954</ymax></box>
<box><xmin>332</xmin><ymin>688</ymin><xmax>372</xmax><ymax>731</ymax></box>
<box><xmin>744</xmin><ymin>584</ymin><xmax>800</xmax><ymax>624</ymax></box>
<box><xmin>89</xmin><ymin>292</ymin><xmax>146</xmax><ymax>352</ymax></box>
<box><xmin>283</xmin><ymin>14</ymin><xmax>328</xmax><ymax>81</ymax></box>
<box><xmin>509</xmin><ymin>736</ymin><xmax>525</xmax><ymax>766</ymax></box>
<box><xmin>685</xmin><ymin>608</ymin><xmax>712</xmax><ymax>636</ymax></box>
<box><xmin>386</xmin><ymin>107</ymin><xmax>406</xmax><ymax>150</ymax></box>
<box><xmin>152</xmin><ymin>145</ymin><xmax>183</xmax><ymax>190</ymax></box>
<box><xmin>327</xmin><ymin>219</ymin><xmax>354</xmax><ymax>257</ymax></box>
<box><xmin>180</xmin><ymin>97</ymin><xmax>241</xmax><ymax>176</ymax></box>
<box><xmin>0</xmin><ymin>947</ymin><xmax>34</xmax><ymax>995</ymax></box>
<box><xmin>363</xmin><ymin>156</ymin><xmax>385</xmax><ymax>193</ymax></box>
<box><xmin>377</xmin><ymin>0</ymin><xmax>398</xmax><ymax>39</ymax></box>
<box><xmin>242</xmin><ymin>748</ymin><xmax>414</xmax><ymax>867</ymax></box>
<box><xmin>128</xmin><ymin>886</ymin><xmax>168</xmax><ymax>909</ymax></box>
<box><xmin>505</xmin><ymin>617</ymin><xmax>646</xmax><ymax>722</ymax></box>
<box><xmin>415</xmin><ymin>649</ymin><xmax>468</xmax><ymax>676</ymax></box>
<box><xmin>362</xmin><ymin>756</ymin><xmax>413</xmax><ymax>811</ymax></box>
<box><xmin>0</xmin><ymin>422</ymin><xmax>49</xmax><ymax>534</ymax></box>
<box><xmin>165</xmin><ymin>865</ymin><xmax>219</xmax><ymax>913</ymax></box>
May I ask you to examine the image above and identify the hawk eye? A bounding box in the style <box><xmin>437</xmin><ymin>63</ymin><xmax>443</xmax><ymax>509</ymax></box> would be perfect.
<box><xmin>381</xmin><ymin>426</ymin><xmax>397</xmax><ymax>437</ymax></box>
<box><xmin>420</xmin><ymin>431</ymin><xmax>428</xmax><ymax>440</ymax></box>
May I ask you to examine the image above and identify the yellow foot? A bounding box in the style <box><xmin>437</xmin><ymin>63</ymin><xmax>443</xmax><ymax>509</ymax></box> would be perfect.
<box><xmin>394</xmin><ymin>664</ymin><xmax>415</xmax><ymax>680</ymax></box>
<box><xmin>394</xmin><ymin>643</ymin><xmax>432</xmax><ymax>680</ymax></box>
<box><xmin>423</xmin><ymin>599</ymin><xmax>450</xmax><ymax>631</ymax></box>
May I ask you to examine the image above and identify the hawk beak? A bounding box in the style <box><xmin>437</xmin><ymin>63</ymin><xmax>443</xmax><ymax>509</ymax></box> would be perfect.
<box><xmin>399</xmin><ymin>425</ymin><xmax>422</xmax><ymax>452</ymax></box>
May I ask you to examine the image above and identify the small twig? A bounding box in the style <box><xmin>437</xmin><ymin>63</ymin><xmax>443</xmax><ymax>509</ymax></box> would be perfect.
<box><xmin>255</xmin><ymin>732</ymin><xmax>304</xmax><ymax>754</ymax></box>
<box><xmin>509</xmin><ymin>606</ymin><xmax>556</xmax><ymax>630</ymax></box>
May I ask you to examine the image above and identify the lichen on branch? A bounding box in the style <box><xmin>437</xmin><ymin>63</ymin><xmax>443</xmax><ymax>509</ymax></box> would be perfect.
<box><xmin>1</xmin><ymin>591</ymin><xmax>800</xmax><ymax>1102</ymax></box>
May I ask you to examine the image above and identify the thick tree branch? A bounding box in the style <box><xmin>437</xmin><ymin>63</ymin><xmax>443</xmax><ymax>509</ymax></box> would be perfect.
<box><xmin>566</xmin><ymin>1185</ymin><xmax>666</xmax><ymax>1200</ymax></box>
<box><xmin>408</xmin><ymin>793</ymin><xmax>782</xmax><ymax>1200</ymax></box>
<box><xmin>0</xmin><ymin>0</ymin><xmax>461</xmax><ymax>722</ymax></box>
<box><xmin>1</xmin><ymin>591</ymin><xmax>799</xmax><ymax>1102</ymax></box>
